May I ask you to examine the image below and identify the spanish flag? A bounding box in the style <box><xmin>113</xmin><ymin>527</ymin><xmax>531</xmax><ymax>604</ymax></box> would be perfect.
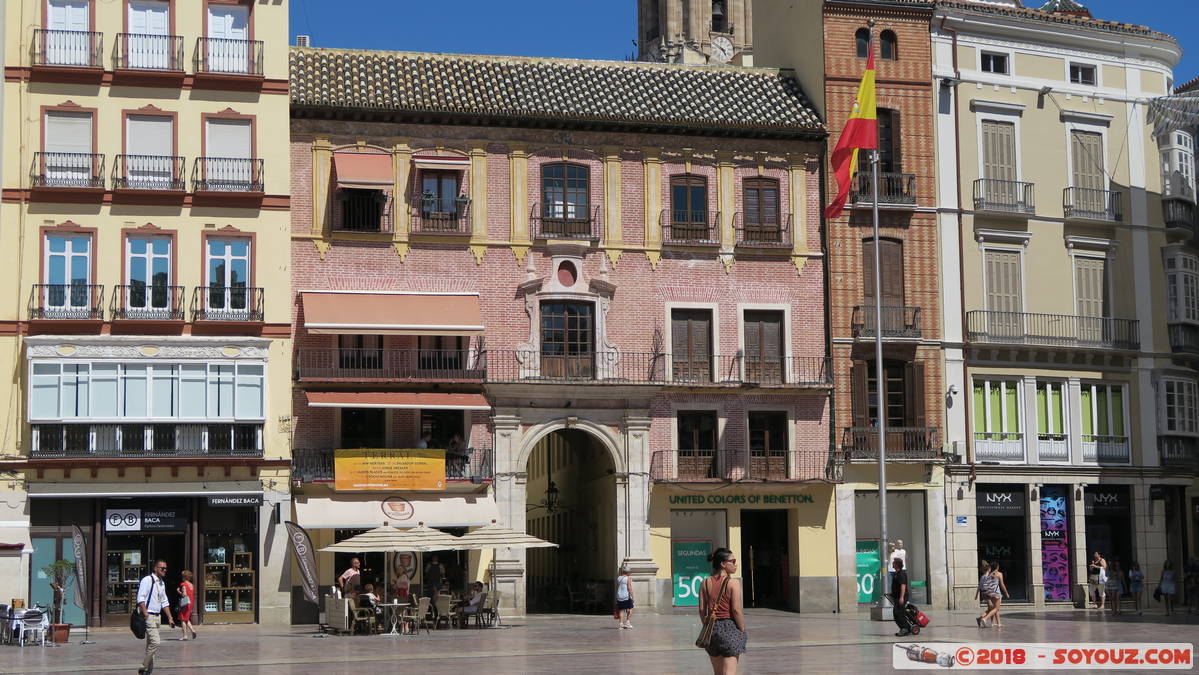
<box><xmin>824</xmin><ymin>45</ymin><xmax>878</xmax><ymax>219</ymax></box>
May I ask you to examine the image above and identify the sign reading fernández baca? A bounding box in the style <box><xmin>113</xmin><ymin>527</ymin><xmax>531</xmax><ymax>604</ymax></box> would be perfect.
<box><xmin>667</xmin><ymin>493</ymin><xmax>815</xmax><ymax>505</ymax></box>
<box><xmin>334</xmin><ymin>448</ymin><xmax>446</xmax><ymax>491</ymax></box>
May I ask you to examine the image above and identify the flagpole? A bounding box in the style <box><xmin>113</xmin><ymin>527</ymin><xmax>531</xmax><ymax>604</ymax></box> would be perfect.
<box><xmin>868</xmin><ymin>23</ymin><xmax>890</xmax><ymax>618</ymax></box>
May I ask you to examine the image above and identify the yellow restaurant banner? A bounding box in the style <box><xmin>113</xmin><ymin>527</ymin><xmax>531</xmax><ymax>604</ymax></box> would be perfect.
<box><xmin>334</xmin><ymin>449</ymin><xmax>446</xmax><ymax>491</ymax></box>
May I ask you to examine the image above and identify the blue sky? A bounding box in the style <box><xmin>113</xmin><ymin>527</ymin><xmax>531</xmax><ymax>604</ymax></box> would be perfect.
<box><xmin>289</xmin><ymin>0</ymin><xmax>1196</xmax><ymax>84</ymax></box>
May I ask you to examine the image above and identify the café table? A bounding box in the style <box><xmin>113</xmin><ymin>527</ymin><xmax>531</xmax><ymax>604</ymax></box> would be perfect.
<box><xmin>8</xmin><ymin>607</ymin><xmax>50</xmax><ymax>646</ymax></box>
<box><xmin>376</xmin><ymin>601</ymin><xmax>411</xmax><ymax>636</ymax></box>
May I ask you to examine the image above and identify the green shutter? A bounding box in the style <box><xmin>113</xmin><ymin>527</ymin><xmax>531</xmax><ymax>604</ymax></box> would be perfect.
<box><xmin>1111</xmin><ymin>387</ymin><xmax>1125</xmax><ymax>436</ymax></box>
<box><xmin>989</xmin><ymin>383</ymin><xmax>1002</xmax><ymax>434</ymax></box>
<box><xmin>1081</xmin><ymin>387</ymin><xmax>1094</xmax><ymax>436</ymax></box>
<box><xmin>1051</xmin><ymin>385</ymin><xmax>1064</xmax><ymax>434</ymax></box>
<box><xmin>1004</xmin><ymin>383</ymin><xmax>1020</xmax><ymax>438</ymax></box>
<box><xmin>1096</xmin><ymin>387</ymin><xmax>1110</xmax><ymax>436</ymax></box>
<box><xmin>1036</xmin><ymin>383</ymin><xmax>1048</xmax><ymax>434</ymax></box>
<box><xmin>973</xmin><ymin>382</ymin><xmax>986</xmax><ymax>434</ymax></box>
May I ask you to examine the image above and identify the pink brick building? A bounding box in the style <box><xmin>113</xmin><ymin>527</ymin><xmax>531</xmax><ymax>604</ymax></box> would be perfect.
<box><xmin>287</xmin><ymin>48</ymin><xmax>832</xmax><ymax>615</ymax></box>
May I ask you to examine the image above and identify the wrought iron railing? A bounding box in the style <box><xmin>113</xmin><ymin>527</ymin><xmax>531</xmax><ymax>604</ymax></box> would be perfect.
<box><xmin>32</xmin><ymin>29</ymin><xmax>103</xmax><ymax>68</ymax></box>
<box><xmin>291</xmin><ymin>446</ymin><xmax>494</xmax><ymax>482</ymax></box>
<box><xmin>1163</xmin><ymin>198</ymin><xmax>1196</xmax><ymax>235</ymax></box>
<box><xmin>851</xmin><ymin>172</ymin><xmax>917</xmax><ymax>205</ymax></box>
<box><xmin>333</xmin><ymin>190</ymin><xmax>392</xmax><ymax>232</ymax></box>
<box><xmin>733</xmin><ymin>212</ymin><xmax>792</xmax><ymax>246</ymax></box>
<box><xmin>29</xmin><ymin>284</ymin><xmax>104</xmax><ymax>320</ymax></box>
<box><xmin>1168</xmin><ymin>323</ymin><xmax>1199</xmax><ymax>355</ymax></box>
<box><xmin>296</xmin><ymin>348</ymin><xmax>485</xmax><ymax>380</ymax></box>
<box><xmin>110</xmin><ymin>285</ymin><xmax>186</xmax><ymax>321</ymax></box>
<box><xmin>851</xmin><ymin>306</ymin><xmax>922</xmax><ymax>339</ymax></box>
<box><xmin>31</xmin><ymin>423</ymin><xmax>262</xmax><ymax>458</ymax></box>
<box><xmin>530</xmin><ymin>203</ymin><xmax>601</xmax><ymax>239</ymax></box>
<box><xmin>112</xmin><ymin>155</ymin><xmax>186</xmax><ymax>191</ymax></box>
<box><xmin>484</xmin><ymin>351</ymin><xmax>830</xmax><ymax>386</ymax></box>
<box><xmin>32</xmin><ymin>152</ymin><xmax>105</xmax><ymax>189</ymax></box>
<box><xmin>412</xmin><ymin>196</ymin><xmax>470</xmax><ymax>234</ymax></box>
<box><xmin>1159</xmin><ymin>436</ymin><xmax>1199</xmax><ymax>471</ymax></box>
<box><xmin>114</xmin><ymin>33</ymin><xmax>183</xmax><ymax>71</ymax></box>
<box><xmin>194</xmin><ymin>37</ymin><xmax>264</xmax><ymax>76</ymax></box>
<box><xmin>973</xmin><ymin>179</ymin><xmax>1035</xmax><ymax>214</ymax></box>
<box><xmin>192</xmin><ymin>157</ymin><xmax>264</xmax><ymax>192</ymax></box>
<box><xmin>1063</xmin><ymin>187</ymin><xmax>1123</xmax><ymax>222</ymax></box>
<box><xmin>190</xmin><ymin>286</ymin><xmax>264</xmax><ymax>322</ymax></box>
<box><xmin>841</xmin><ymin>427</ymin><xmax>942</xmax><ymax>461</ymax></box>
<box><xmin>1082</xmin><ymin>435</ymin><xmax>1130</xmax><ymax>464</ymax></box>
<box><xmin>649</xmin><ymin>449</ymin><xmax>842</xmax><ymax>482</ymax></box>
<box><xmin>660</xmin><ymin>209</ymin><xmax>719</xmax><ymax>244</ymax></box>
<box><xmin>966</xmin><ymin>310</ymin><xmax>1139</xmax><ymax>350</ymax></box>
<box><xmin>973</xmin><ymin>432</ymin><xmax>1025</xmax><ymax>462</ymax></box>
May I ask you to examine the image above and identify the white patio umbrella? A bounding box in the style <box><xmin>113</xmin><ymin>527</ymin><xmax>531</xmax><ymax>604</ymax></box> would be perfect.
<box><xmin>452</xmin><ymin>521</ymin><xmax>558</xmax><ymax>551</ymax></box>
<box><xmin>319</xmin><ymin>524</ymin><xmax>463</xmax><ymax>553</ymax></box>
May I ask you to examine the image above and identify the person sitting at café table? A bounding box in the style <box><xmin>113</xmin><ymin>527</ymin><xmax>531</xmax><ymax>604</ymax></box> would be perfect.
<box><xmin>362</xmin><ymin>584</ymin><xmax>383</xmax><ymax>616</ymax></box>
<box><xmin>452</xmin><ymin>582</ymin><xmax>486</xmax><ymax>625</ymax></box>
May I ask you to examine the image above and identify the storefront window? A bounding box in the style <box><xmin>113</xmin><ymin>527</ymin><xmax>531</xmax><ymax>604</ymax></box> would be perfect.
<box><xmin>1039</xmin><ymin>485</ymin><xmax>1071</xmax><ymax>601</ymax></box>
<box><xmin>976</xmin><ymin>485</ymin><xmax>1028</xmax><ymax>601</ymax></box>
<box><xmin>203</xmin><ymin>533</ymin><xmax>257</xmax><ymax>620</ymax></box>
<box><xmin>669</xmin><ymin>510</ymin><xmax>727</xmax><ymax>607</ymax></box>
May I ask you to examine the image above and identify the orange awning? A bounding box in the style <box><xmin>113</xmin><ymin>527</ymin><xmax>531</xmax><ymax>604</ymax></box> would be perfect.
<box><xmin>301</xmin><ymin>291</ymin><xmax>483</xmax><ymax>336</ymax></box>
<box><xmin>333</xmin><ymin>152</ymin><xmax>393</xmax><ymax>189</ymax></box>
<box><xmin>305</xmin><ymin>392</ymin><xmax>490</xmax><ymax>410</ymax></box>
<box><xmin>412</xmin><ymin>155</ymin><xmax>470</xmax><ymax>170</ymax></box>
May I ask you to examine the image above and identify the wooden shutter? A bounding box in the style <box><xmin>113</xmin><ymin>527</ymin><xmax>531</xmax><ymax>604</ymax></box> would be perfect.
<box><xmin>1071</xmin><ymin>130</ymin><xmax>1104</xmax><ymax>191</ymax></box>
<box><xmin>985</xmin><ymin>249</ymin><xmax>1023</xmax><ymax>314</ymax></box>
<box><xmin>744</xmin><ymin>311</ymin><xmax>783</xmax><ymax>382</ymax></box>
<box><xmin>982</xmin><ymin>120</ymin><xmax>1016</xmax><ymax>182</ymax></box>
<box><xmin>672</xmin><ymin>309</ymin><xmax>711</xmax><ymax>381</ymax></box>
<box><xmin>851</xmin><ymin>360</ymin><xmax>869</xmax><ymax>427</ymax></box>
<box><xmin>904</xmin><ymin>361</ymin><xmax>927</xmax><ymax>428</ymax></box>
<box><xmin>862</xmin><ymin>239</ymin><xmax>904</xmax><ymax>306</ymax></box>
<box><xmin>1074</xmin><ymin>256</ymin><xmax>1108</xmax><ymax>318</ymax></box>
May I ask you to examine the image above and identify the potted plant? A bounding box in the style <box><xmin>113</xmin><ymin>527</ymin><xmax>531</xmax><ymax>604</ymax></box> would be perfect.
<box><xmin>42</xmin><ymin>559</ymin><xmax>76</xmax><ymax>643</ymax></box>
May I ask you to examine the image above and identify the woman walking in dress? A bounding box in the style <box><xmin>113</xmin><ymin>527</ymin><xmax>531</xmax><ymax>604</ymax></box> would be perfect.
<box><xmin>177</xmin><ymin>570</ymin><xmax>197</xmax><ymax>640</ymax></box>
<box><xmin>1160</xmin><ymin>560</ymin><xmax>1178</xmax><ymax>615</ymax></box>
<box><xmin>1129</xmin><ymin>561</ymin><xmax>1145</xmax><ymax>615</ymax></box>
<box><xmin>1106</xmin><ymin>559</ymin><xmax>1124</xmax><ymax>616</ymax></box>
<box><xmin>614</xmin><ymin>566</ymin><xmax>635</xmax><ymax>629</ymax></box>
<box><xmin>699</xmin><ymin>548</ymin><xmax>746</xmax><ymax>675</ymax></box>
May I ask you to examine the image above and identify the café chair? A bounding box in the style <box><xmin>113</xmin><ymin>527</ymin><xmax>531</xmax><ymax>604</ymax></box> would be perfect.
<box><xmin>403</xmin><ymin>597</ymin><xmax>432</xmax><ymax>634</ymax></box>
<box><xmin>433</xmin><ymin>595</ymin><xmax>452</xmax><ymax>630</ymax></box>
<box><xmin>20</xmin><ymin>609</ymin><xmax>45</xmax><ymax>647</ymax></box>
<box><xmin>0</xmin><ymin>603</ymin><xmax>10</xmax><ymax>645</ymax></box>
<box><xmin>346</xmin><ymin>597</ymin><xmax>376</xmax><ymax>635</ymax></box>
<box><xmin>481</xmin><ymin>592</ymin><xmax>500</xmax><ymax>627</ymax></box>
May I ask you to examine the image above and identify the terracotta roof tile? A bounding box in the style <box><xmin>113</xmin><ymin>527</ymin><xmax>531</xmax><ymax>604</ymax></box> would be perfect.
<box><xmin>289</xmin><ymin>48</ymin><xmax>824</xmax><ymax>135</ymax></box>
<box><xmin>940</xmin><ymin>0</ymin><xmax>1176</xmax><ymax>41</ymax></box>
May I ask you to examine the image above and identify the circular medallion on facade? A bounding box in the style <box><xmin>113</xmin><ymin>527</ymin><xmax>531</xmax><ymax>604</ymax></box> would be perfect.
<box><xmin>381</xmin><ymin>496</ymin><xmax>415</xmax><ymax>522</ymax></box>
<box><xmin>221</xmin><ymin>346</ymin><xmax>243</xmax><ymax>357</ymax></box>
<box><xmin>139</xmin><ymin>345</ymin><xmax>161</xmax><ymax>357</ymax></box>
<box><xmin>557</xmin><ymin>260</ymin><xmax>578</xmax><ymax>286</ymax></box>
<box><xmin>55</xmin><ymin>344</ymin><xmax>78</xmax><ymax>356</ymax></box>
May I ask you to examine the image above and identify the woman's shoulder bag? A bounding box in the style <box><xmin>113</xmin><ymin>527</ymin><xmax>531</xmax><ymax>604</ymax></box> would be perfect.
<box><xmin>695</xmin><ymin>575</ymin><xmax>731</xmax><ymax>650</ymax></box>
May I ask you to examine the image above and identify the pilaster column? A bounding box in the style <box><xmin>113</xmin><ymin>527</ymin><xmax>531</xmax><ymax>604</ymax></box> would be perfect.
<box><xmin>311</xmin><ymin>137</ymin><xmax>333</xmax><ymax>236</ymax></box>
<box><xmin>787</xmin><ymin>153</ymin><xmax>809</xmax><ymax>256</ymax></box>
<box><xmin>1028</xmin><ymin>485</ymin><xmax>1045</xmax><ymax>607</ymax></box>
<box><xmin>1070</xmin><ymin>483</ymin><xmax>1090</xmax><ymax>606</ymax></box>
<box><xmin>1023</xmin><ymin>375</ymin><xmax>1038</xmax><ymax>464</ymax></box>
<box><xmin>490</xmin><ymin>414</ymin><xmax>528</xmax><ymax>614</ymax></box>
<box><xmin>1068</xmin><ymin>378</ymin><xmax>1083</xmax><ymax>465</ymax></box>
<box><xmin>469</xmin><ymin>145</ymin><xmax>488</xmax><ymax>240</ymax></box>
<box><xmin>509</xmin><ymin>144</ymin><xmax>530</xmax><ymax>246</ymax></box>
<box><xmin>392</xmin><ymin>141</ymin><xmax>412</xmax><ymax>258</ymax></box>
<box><xmin>642</xmin><ymin>147</ymin><xmax>662</xmax><ymax>268</ymax></box>
<box><xmin>620</xmin><ymin>416</ymin><xmax>658</xmax><ymax>610</ymax></box>
<box><xmin>716</xmin><ymin>150</ymin><xmax>735</xmax><ymax>254</ymax></box>
<box><xmin>603</xmin><ymin>146</ymin><xmax>623</xmax><ymax>261</ymax></box>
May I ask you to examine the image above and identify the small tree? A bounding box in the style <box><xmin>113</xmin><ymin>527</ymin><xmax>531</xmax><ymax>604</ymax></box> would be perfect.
<box><xmin>42</xmin><ymin>559</ymin><xmax>76</xmax><ymax>624</ymax></box>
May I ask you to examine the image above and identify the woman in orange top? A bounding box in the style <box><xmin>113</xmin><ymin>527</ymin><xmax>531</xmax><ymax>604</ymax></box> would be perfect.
<box><xmin>698</xmin><ymin>548</ymin><xmax>746</xmax><ymax>674</ymax></box>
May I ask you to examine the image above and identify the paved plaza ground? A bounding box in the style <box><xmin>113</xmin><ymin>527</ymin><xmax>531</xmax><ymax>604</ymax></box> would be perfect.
<box><xmin>2</xmin><ymin>607</ymin><xmax>1197</xmax><ymax>674</ymax></box>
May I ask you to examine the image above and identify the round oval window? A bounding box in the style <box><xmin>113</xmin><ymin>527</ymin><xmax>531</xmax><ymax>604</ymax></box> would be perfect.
<box><xmin>557</xmin><ymin>261</ymin><xmax>578</xmax><ymax>286</ymax></box>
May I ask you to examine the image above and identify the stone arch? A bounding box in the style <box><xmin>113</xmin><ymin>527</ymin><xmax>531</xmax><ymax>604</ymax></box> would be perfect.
<box><xmin>514</xmin><ymin>417</ymin><xmax>627</xmax><ymax>476</ymax></box>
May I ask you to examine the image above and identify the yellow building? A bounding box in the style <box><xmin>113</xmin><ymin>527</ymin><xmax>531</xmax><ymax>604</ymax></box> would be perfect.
<box><xmin>0</xmin><ymin>0</ymin><xmax>293</xmax><ymax>627</ymax></box>
<box><xmin>932</xmin><ymin>0</ymin><xmax>1192</xmax><ymax>608</ymax></box>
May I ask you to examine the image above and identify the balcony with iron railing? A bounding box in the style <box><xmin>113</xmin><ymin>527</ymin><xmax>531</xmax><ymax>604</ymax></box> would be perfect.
<box><xmin>190</xmin><ymin>286</ymin><xmax>264</xmax><ymax>323</ymax></box>
<box><xmin>660</xmin><ymin>209</ymin><xmax>719</xmax><ymax>245</ymax></box>
<box><xmin>484</xmin><ymin>351</ymin><xmax>831</xmax><ymax>387</ymax></box>
<box><xmin>1159</xmin><ymin>435</ymin><xmax>1198</xmax><ymax>471</ymax></box>
<box><xmin>332</xmin><ymin>190</ymin><xmax>392</xmax><ymax>233</ymax></box>
<box><xmin>297</xmin><ymin>348</ymin><xmax>485</xmax><ymax>381</ymax></box>
<box><xmin>649</xmin><ymin>449</ymin><xmax>841</xmax><ymax>482</ymax></box>
<box><xmin>193</xmin><ymin>37</ymin><xmax>264</xmax><ymax>77</ymax></box>
<box><xmin>733</xmin><ymin>212</ymin><xmax>792</xmax><ymax>247</ymax></box>
<box><xmin>973</xmin><ymin>179</ymin><xmax>1035</xmax><ymax>215</ymax></box>
<box><xmin>1168</xmin><ymin>323</ymin><xmax>1199</xmax><ymax>355</ymax></box>
<box><xmin>114</xmin><ymin>33</ymin><xmax>184</xmax><ymax>71</ymax></box>
<box><xmin>850</xmin><ymin>171</ymin><xmax>917</xmax><ymax>206</ymax></box>
<box><xmin>841</xmin><ymin>427</ymin><xmax>942</xmax><ymax>462</ymax></box>
<box><xmin>29</xmin><ymin>284</ymin><xmax>104</xmax><ymax>321</ymax></box>
<box><xmin>112</xmin><ymin>155</ymin><xmax>186</xmax><ymax>191</ymax></box>
<box><xmin>1163</xmin><ymin>182</ymin><xmax>1196</xmax><ymax>239</ymax></box>
<box><xmin>1037</xmin><ymin>433</ymin><xmax>1069</xmax><ymax>462</ymax></box>
<box><xmin>1063</xmin><ymin>187</ymin><xmax>1123</xmax><ymax>223</ymax></box>
<box><xmin>530</xmin><ymin>203</ymin><xmax>601</xmax><ymax>240</ymax></box>
<box><xmin>192</xmin><ymin>157</ymin><xmax>264</xmax><ymax>193</ymax></box>
<box><xmin>966</xmin><ymin>311</ymin><xmax>1139</xmax><ymax>350</ymax></box>
<box><xmin>110</xmin><ymin>285</ymin><xmax>186</xmax><ymax>321</ymax></box>
<box><xmin>974</xmin><ymin>432</ymin><xmax>1024</xmax><ymax>462</ymax></box>
<box><xmin>32</xmin><ymin>29</ymin><xmax>103</xmax><ymax>69</ymax></box>
<box><xmin>32</xmin><ymin>152</ymin><xmax>105</xmax><ymax>190</ymax></box>
<box><xmin>412</xmin><ymin>196</ymin><xmax>470</xmax><ymax>234</ymax></box>
<box><xmin>30</xmin><ymin>423</ymin><xmax>263</xmax><ymax>458</ymax></box>
<box><xmin>1081</xmin><ymin>435</ymin><xmax>1130</xmax><ymax>464</ymax></box>
<box><xmin>851</xmin><ymin>305</ymin><xmax>921</xmax><ymax>339</ymax></box>
<box><xmin>291</xmin><ymin>446</ymin><xmax>494</xmax><ymax>483</ymax></box>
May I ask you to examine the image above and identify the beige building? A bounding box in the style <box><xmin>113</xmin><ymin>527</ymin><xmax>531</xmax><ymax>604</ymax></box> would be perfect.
<box><xmin>932</xmin><ymin>0</ymin><xmax>1193</xmax><ymax>608</ymax></box>
<box><xmin>0</xmin><ymin>0</ymin><xmax>293</xmax><ymax>627</ymax></box>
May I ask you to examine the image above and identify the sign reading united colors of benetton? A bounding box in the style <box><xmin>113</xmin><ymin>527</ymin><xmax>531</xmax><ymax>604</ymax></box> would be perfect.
<box><xmin>334</xmin><ymin>449</ymin><xmax>446</xmax><ymax>491</ymax></box>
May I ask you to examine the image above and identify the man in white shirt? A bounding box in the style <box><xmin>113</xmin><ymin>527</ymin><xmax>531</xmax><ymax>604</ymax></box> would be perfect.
<box><xmin>137</xmin><ymin>559</ymin><xmax>175</xmax><ymax>675</ymax></box>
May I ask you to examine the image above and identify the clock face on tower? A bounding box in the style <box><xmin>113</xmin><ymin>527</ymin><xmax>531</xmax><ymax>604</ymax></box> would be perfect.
<box><xmin>710</xmin><ymin>36</ymin><xmax>734</xmax><ymax>63</ymax></box>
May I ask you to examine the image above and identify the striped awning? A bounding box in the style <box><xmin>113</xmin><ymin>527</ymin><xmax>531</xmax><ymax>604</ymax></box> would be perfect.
<box><xmin>1148</xmin><ymin>92</ymin><xmax>1199</xmax><ymax>137</ymax></box>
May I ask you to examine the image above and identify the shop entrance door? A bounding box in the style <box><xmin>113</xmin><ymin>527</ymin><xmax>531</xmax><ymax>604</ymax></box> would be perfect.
<box><xmin>977</xmin><ymin>517</ymin><xmax>1029</xmax><ymax>602</ymax></box>
<box><xmin>104</xmin><ymin>533</ymin><xmax>186</xmax><ymax>626</ymax></box>
<box><xmin>741</xmin><ymin>509</ymin><xmax>788</xmax><ymax>609</ymax></box>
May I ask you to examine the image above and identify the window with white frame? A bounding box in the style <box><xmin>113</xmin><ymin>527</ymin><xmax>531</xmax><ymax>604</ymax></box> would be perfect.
<box><xmin>1166</xmin><ymin>251</ymin><xmax>1199</xmax><ymax>323</ymax></box>
<box><xmin>1160</xmin><ymin>131</ymin><xmax>1196</xmax><ymax>199</ymax></box>
<box><xmin>1069</xmin><ymin>63</ymin><xmax>1097</xmax><ymax>86</ymax></box>
<box><xmin>29</xmin><ymin>361</ymin><xmax>264</xmax><ymax>421</ymax></box>
<box><xmin>1080</xmin><ymin>383</ymin><xmax>1126</xmax><ymax>441</ymax></box>
<box><xmin>972</xmin><ymin>379</ymin><xmax>1021</xmax><ymax>440</ymax></box>
<box><xmin>1035</xmin><ymin>380</ymin><xmax>1067</xmax><ymax>440</ymax></box>
<box><xmin>980</xmin><ymin>52</ymin><xmax>1009</xmax><ymax>75</ymax></box>
<box><xmin>1161</xmin><ymin>378</ymin><xmax>1198</xmax><ymax>435</ymax></box>
<box><xmin>125</xmin><ymin>236</ymin><xmax>171</xmax><ymax>314</ymax></box>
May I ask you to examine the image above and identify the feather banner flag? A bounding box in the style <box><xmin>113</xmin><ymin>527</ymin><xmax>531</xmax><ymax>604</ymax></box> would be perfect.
<box><xmin>824</xmin><ymin>45</ymin><xmax>878</xmax><ymax>219</ymax></box>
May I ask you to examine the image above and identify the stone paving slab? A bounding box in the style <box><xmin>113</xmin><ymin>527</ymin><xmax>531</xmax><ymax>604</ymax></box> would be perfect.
<box><xmin>1</xmin><ymin>608</ymin><xmax>1196</xmax><ymax>674</ymax></box>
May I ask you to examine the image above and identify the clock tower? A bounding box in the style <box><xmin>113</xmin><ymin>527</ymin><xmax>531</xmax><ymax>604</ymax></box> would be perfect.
<box><xmin>637</xmin><ymin>0</ymin><xmax>753</xmax><ymax>66</ymax></box>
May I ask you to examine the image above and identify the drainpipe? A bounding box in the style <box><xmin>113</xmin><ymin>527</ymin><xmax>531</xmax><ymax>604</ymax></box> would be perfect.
<box><xmin>818</xmin><ymin>143</ymin><xmax>837</xmax><ymax>480</ymax></box>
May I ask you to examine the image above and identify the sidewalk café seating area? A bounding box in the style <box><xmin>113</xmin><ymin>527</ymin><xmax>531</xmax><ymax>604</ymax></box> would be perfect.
<box><xmin>321</xmin><ymin>590</ymin><xmax>499</xmax><ymax>635</ymax></box>
<box><xmin>1</xmin><ymin>603</ymin><xmax>50</xmax><ymax>647</ymax></box>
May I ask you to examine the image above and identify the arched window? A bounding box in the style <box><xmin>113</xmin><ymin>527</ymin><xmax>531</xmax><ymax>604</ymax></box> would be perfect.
<box><xmin>880</xmin><ymin>30</ymin><xmax>898</xmax><ymax>60</ymax></box>
<box><xmin>855</xmin><ymin>28</ymin><xmax>870</xmax><ymax>58</ymax></box>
